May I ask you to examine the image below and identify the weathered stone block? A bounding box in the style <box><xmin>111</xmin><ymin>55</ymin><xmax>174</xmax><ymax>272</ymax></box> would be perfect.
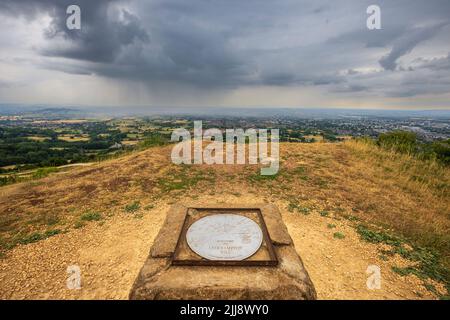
<box><xmin>129</xmin><ymin>204</ymin><xmax>316</xmax><ymax>300</ymax></box>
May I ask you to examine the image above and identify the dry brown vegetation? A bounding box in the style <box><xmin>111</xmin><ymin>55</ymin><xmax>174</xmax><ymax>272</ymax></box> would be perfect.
<box><xmin>343</xmin><ymin>140</ymin><xmax>449</xmax><ymax>252</ymax></box>
<box><xmin>0</xmin><ymin>140</ymin><xmax>449</xmax><ymax>299</ymax></box>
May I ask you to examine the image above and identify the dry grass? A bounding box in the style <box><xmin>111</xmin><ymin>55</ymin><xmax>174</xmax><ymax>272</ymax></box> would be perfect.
<box><xmin>0</xmin><ymin>141</ymin><xmax>448</xmax><ymax>289</ymax></box>
<box><xmin>343</xmin><ymin>140</ymin><xmax>449</xmax><ymax>254</ymax></box>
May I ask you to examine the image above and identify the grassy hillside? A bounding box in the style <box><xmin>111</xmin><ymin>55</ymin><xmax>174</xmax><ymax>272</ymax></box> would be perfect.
<box><xmin>0</xmin><ymin>140</ymin><xmax>449</xmax><ymax>298</ymax></box>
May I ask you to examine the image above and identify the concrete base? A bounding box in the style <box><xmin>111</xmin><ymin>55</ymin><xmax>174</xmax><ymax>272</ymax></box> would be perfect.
<box><xmin>129</xmin><ymin>204</ymin><xmax>317</xmax><ymax>300</ymax></box>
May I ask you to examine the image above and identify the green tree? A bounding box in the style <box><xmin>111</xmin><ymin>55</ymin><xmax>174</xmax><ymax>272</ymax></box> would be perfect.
<box><xmin>377</xmin><ymin>131</ymin><xmax>418</xmax><ymax>154</ymax></box>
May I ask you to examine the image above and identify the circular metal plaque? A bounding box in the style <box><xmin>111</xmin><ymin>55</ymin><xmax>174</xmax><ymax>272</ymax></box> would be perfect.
<box><xmin>186</xmin><ymin>214</ymin><xmax>263</xmax><ymax>261</ymax></box>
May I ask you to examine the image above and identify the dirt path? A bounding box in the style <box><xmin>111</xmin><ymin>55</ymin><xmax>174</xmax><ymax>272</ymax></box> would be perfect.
<box><xmin>0</xmin><ymin>193</ymin><xmax>439</xmax><ymax>300</ymax></box>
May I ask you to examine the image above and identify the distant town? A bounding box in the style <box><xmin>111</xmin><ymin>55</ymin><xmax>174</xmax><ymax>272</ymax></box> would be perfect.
<box><xmin>1</xmin><ymin>106</ymin><xmax>449</xmax><ymax>183</ymax></box>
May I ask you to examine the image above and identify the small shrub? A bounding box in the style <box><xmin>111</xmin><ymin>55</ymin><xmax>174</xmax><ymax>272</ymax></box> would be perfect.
<box><xmin>32</xmin><ymin>167</ymin><xmax>59</xmax><ymax>179</ymax></box>
<box><xmin>391</xmin><ymin>266</ymin><xmax>424</xmax><ymax>278</ymax></box>
<box><xmin>320</xmin><ymin>210</ymin><xmax>329</xmax><ymax>217</ymax></box>
<box><xmin>0</xmin><ymin>175</ymin><xmax>18</xmax><ymax>186</ymax></box>
<box><xmin>299</xmin><ymin>207</ymin><xmax>311</xmax><ymax>215</ymax></box>
<box><xmin>356</xmin><ymin>224</ymin><xmax>402</xmax><ymax>246</ymax></box>
<box><xmin>45</xmin><ymin>215</ymin><xmax>59</xmax><ymax>226</ymax></box>
<box><xmin>431</xmin><ymin>140</ymin><xmax>450</xmax><ymax>165</ymax></box>
<box><xmin>333</xmin><ymin>232</ymin><xmax>345</xmax><ymax>239</ymax></box>
<box><xmin>125</xmin><ymin>201</ymin><xmax>140</xmax><ymax>213</ymax></box>
<box><xmin>19</xmin><ymin>232</ymin><xmax>45</xmax><ymax>244</ymax></box>
<box><xmin>379</xmin><ymin>254</ymin><xmax>389</xmax><ymax>261</ymax></box>
<box><xmin>18</xmin><ymin>229</ymin><xmax>61</xmax><ymax>245</ymax></box>
<box><xmin>377</xmin><ymin>131</ymin><xmax>418</xmax><ymax>155</ymax></box>
<box><xmin>359</xmin><ymin>224</ymin><xmax>450</xmax><ymax>294</ymax></box>
<box><xmin>139</xmin><ymin>134</ymin><xmax>169</xmax><ymax>148</ymax></box>
<box><xmin>44</xmin><ymin>229</ymin><xmax>61</xmax><ymax>237</ymax></box>
<box><xmin>343</xmin><ymin>214</ymin><xmax>360</xmax><ymax>222</ymax></box>
<box><xmin>293</xmin><ymin>166</ymin><xmax>306</xmax><ymax>174</ymax></box>
<box><xmin>74</xmin><ymin>221</ymin><xmax>85</xmax><ymax>229</ymax></box>
<box><xmin>248</xmin><ymin>172</ymin><xmax>279</xmax><ymax>182</ymax></box>
<box><xmin>80</xmin><ymin>211</ymin><xmax>102</xmax><ymax>221</ymax></box>
<box><xmin>158</xmin><ymin>168</ymin><xmax>207</xmax><ymax>192</ymax></box>
<box><xmin>424</xmin><ymin>283</ymin><xmax>439</xmax><ymax>296</ymax></box>
<box><xmin>287</xmin><ymin>202</ymin><xmax>311</xmax><ymax>215</ymax></box>
<box><xmin>287</xmin><ymin>202</ymin><xmax>298</xmax><ymax>212</ymax></box>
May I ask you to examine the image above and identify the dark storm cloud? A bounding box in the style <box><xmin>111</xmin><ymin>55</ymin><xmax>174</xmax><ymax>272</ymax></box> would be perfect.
<box><xmin>379</xmin><ymin>23</ymin><xmax>448</xmax><ymax>71</ymax></box>
<box><xmin>0</xmin><ymin>0</ymin><xmax>149</xmax><ymax>63</ymax></box>
<box><xmin>1</xmin><ymin>0</ymin><xmax>348</xmax><ymax>87</ymax></box>
<box><xmin>1</xmin><ymin>0</ymin><xmax>450</xmax><ymax>98</ymax></box>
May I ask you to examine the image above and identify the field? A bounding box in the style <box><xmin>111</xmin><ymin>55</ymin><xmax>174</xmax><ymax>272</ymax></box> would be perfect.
<box><xmin>0</xmin><ymin>140</ymin><xmax>448</xmax><ymax>299</ymax></box>
<box><xmin>27</xmin><ymin>136</ymin><xmax>50</xmax><ymax>142</ymax></box>
<box><xmin>57</xmin><ymin>134</ymin><xmax>90</xmax><ymax>142</ymax></box>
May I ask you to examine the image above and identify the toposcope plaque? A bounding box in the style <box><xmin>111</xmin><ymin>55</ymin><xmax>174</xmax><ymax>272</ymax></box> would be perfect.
<box><xmin>172</xmin><ymin>208</ymin><xmax>278</xmax><ymax>266</ymax></box>
<box><xmin>186</xmin><ymin>214</ymin><xmax>263</xmax><ymax>261</ymax></box>
<box><xmin>130</xmin><ymin>205</ymin><xmax>317</xmax><ymax>300</ymax></box>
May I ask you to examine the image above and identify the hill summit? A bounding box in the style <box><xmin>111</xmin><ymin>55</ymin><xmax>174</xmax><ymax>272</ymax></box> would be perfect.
<box><xmin>0</xmin><ymin>141</ymin><xmax>449</xmax><ymax>299</ymax></box>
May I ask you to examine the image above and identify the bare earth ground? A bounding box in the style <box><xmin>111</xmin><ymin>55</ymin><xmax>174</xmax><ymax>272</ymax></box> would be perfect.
<box><xmin>0</xmin><ymin>142</ymin><xmax>448</xmax><ymax>299</ymax></box>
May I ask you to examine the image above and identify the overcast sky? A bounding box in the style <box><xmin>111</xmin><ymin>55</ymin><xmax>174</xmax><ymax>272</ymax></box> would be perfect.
<box><xmin>0</xmin><ymin>0</ymin><xmax>449</xmax><ymax>109</ymax></box>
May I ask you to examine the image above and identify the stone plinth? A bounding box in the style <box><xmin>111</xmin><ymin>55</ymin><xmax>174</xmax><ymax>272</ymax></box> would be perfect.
<box><xmin>129</xmin><ymin>204</ymin><xmax>316</xmax><ymax>300</ymax></box>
